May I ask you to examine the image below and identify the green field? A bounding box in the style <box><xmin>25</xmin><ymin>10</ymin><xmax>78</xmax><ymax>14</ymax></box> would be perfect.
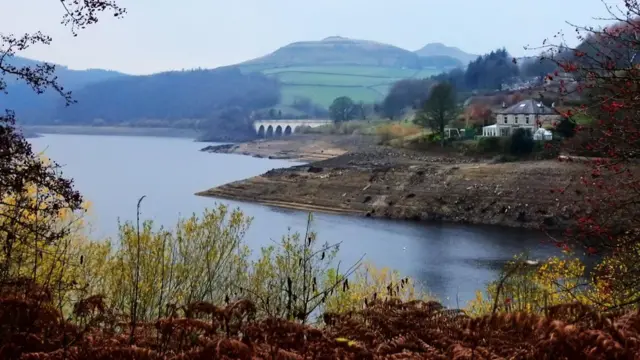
<box><xmin>280</xmin><ymin>86</ymin><xmax>383</xmax><ymax>107</ymax></box>
<box><xmin>275</xmin><ymin>72</ymin><xmax>404</xmax><ymax>87</ymax></box>
<box><xmin>238</xmin><ymin>64</ymin><xmax>442</xmax><ymax>108</ymax></box>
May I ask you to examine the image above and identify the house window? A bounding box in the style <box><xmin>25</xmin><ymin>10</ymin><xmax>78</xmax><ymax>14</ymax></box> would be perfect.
<box><xmin>500</xmin><ymin>128</ymin><xmax>510</xmax><ymax>137</ymax></box>
<box><xmin>503</xmin><ymin>116</ymin><xmax>508</xmax><ymax>123</ymax></box>
<box><xmin>515</xmin><ymin>116</ymin><xmax>518</xmax><ymax>124</ymax></box>
<box><xmin>525</xmin><ymin>116</ymin><xmax>530</xmax><ymax>124</ymax></box>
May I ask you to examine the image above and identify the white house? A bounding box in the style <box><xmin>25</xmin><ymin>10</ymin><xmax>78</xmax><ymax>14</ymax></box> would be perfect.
<box><xmin>482</xmin><ymin>99</ymin><xmax>562</xmax><ymax>137</ymax></box>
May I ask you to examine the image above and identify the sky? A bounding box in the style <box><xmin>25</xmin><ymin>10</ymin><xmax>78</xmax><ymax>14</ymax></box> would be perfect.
<box><xmin>1</xmin><ymin>0</ymin><xmax>626</xmax><ymax>75</ymax></box>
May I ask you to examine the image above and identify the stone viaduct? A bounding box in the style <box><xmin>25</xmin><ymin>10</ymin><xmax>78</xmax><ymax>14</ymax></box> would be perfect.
<box><xmin>253</xmin><ymin>119</ymin><xmax>334</xmax><ymax>137</ymax></box>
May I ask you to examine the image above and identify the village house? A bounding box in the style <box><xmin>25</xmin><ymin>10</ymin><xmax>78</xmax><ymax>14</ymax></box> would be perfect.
<box><xmin>482</xmin><ymin>99</ymin><xmax>561</xmax><ymax>137</ymax></box>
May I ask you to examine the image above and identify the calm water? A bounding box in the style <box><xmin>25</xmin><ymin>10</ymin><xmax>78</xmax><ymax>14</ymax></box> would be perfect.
<box><xmin>29</xmin><ymin>134</ymin><xmax>558</xmax><ymax>307</ymax></box>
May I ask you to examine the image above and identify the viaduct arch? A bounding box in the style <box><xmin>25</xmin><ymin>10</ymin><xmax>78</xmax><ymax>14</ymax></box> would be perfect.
<box><xmin>254</xmin><ymin>119</ymin><xmax>334</xmax><ymax>137</ymax></box>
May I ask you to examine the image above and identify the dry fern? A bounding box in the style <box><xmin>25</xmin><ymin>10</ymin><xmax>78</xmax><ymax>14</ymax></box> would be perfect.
<box><xmin>2</xmin><ymin>283</ymin><xmax>640</xmax><ymax>359</ymax></box>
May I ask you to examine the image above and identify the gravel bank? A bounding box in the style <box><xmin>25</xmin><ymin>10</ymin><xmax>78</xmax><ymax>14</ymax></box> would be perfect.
<box><xmin>198</xmin><ymin>146</ymin><xmax>587</xmax><ymax>229</ymax></box>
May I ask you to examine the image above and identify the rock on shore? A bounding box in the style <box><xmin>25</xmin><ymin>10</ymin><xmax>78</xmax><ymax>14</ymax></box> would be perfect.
<box><xmin>197</xmin><ymin>148</ymin><xmax>587</xmax><ymax>230</ymax></box>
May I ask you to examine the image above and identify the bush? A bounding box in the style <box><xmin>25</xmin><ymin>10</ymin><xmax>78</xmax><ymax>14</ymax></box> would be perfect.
<box><xmin>555</xmin><ymin>117</ymin><xmax>577</xmax><ymax>138</ymax></box>
<box><xmin>324</xmin><ymin>261</ymin><xmax>432</xmax><ymax>314</ymax></box>
<box><xmin>475</xmin><ymin>132</ymin><xmax>556</xmax><ymax>159</ymax></box>
<box><xmin>476</xmin><ymin>136</ymin><xmax>502</xmax><ymax>153</ymax></box>
<box><xmin>467</xmin><ymin>253</ymin><xmax>587</xmax><ymax>316</ymax></box>
<box><xmin>467</xmin><ymin>246</ymin><xmax>640</xmax><ymax>317</ymax></box>
<box><xmin>509</xmin><ymin>128</ymin><xmax>534</xmax><ymax>156</ymax></box>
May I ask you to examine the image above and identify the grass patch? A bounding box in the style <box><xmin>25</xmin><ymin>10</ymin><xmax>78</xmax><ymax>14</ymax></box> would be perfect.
<box><xmin>413</xmin><ymin>68</ymin><xmax>441</xmax><ymax>78</ymax></box>
<box><xmin>276</xmin><ymin>72</ymin><xmax>403</xmax><ymax>87</ymax></box>
<box><xmin>281</xmin><ymin>86</ymin><xmax>383</xmax><ymax>107</ymax></box>
<box><xmin>239</xmin><ymin>64</ymin><xmax>446</xmax><ymax>108</ymax></box>
<box><xmin>376</xmin><ymin>122</ymin><xmax>425</xmax><ymax>144</ymax></box>
<box><xmin>572</xmin><ymin>113</ymin><xmax>594</xmax><ymax>125</ymax></box>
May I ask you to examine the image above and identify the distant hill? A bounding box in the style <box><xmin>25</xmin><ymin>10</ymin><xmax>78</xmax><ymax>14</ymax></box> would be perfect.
<box><xmin>6</xmin><ymin>56</ymin><xmax>127</xmax><ymax>89</ymax></box>
<box><xmin>3</xmin><ymin>39</ymin><xmax>479</xmax><ymax>135</ymax></box>
<box><xmin>414</xmin><ymin>43</ymin><xmax>479</xmax><ymax>65</ymax></box>
<box><xmin>238</xmin><ymin>36</ymin><xmax>461</xmax><ymax>107</ymax></box>
<box><xmin>244</xmin><ymin>36</ymin><xmax>424</xmax><ymax>68</ymax></box>
<box><xmin>0</xmin><ymin>56</ymin><xmax>128</xmax><ymax>123</ymax></box>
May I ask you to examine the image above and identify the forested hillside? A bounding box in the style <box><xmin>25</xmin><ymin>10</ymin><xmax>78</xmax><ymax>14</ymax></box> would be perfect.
<box><xmin>4</xmin><ymin>39</ymin><xmax>480</xmax><ymax>129</ymax></box>
<box><xmin>381</xmin><ymin>48</ymin><xmax>521</xmax><ymax>118</ymax></box>
<box><xmin>0</xmin><ymin>56</ymin><xmax>127</xmax><ymax>122</ymax></box>
<box><xmin>51</xmin><ymin>67</ymin><xmax>280</xmax><ymax>127</ymax></box>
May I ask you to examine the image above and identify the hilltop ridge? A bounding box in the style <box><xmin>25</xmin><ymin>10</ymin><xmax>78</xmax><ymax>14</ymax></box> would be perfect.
<box><xmin>242</xmin><ymin>36</ymin><xmax>426</xmax><ymax>69</ymax></box>
<box><xmin>415</xmin><ymin>42</ymin><xmax>479</xmax><ymax>65</ymax></box>
<box><xmin>0</xmin><ymin>56</ymin><xmax>128</xmax><ymax>122</ymax></box>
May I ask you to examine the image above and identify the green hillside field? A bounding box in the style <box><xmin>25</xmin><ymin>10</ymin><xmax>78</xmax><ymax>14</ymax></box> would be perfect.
<box><xmin>237</xmin><ymin>65</ymin><xmax>441</xmax><ymax>107</ymax></box>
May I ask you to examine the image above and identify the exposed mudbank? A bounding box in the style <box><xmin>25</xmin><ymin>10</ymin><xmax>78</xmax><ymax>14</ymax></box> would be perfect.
<box><xmin>198</xmin><ymin>145</ymin><xmax>586</xmax><ymax>230</ymax></box>
<box><xmin>200</xmin><ymin>134</ymin><xmax>378</xmax><ymax>162</ymax></box>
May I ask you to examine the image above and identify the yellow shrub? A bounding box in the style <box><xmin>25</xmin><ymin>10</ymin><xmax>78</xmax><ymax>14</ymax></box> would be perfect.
<box><xmin>0</xmin><ymin>158</ymin><xmax>94</xmax><ymax>312</ymax></box>
<box><xmin>324</xmin><ymin>261</ymin><xmax>431</xmax><ymax>314</ymax></box>
<box><xmin>97</xmin><ymin>204</ymin><xmax>253</xmax><ymax>321</ymax></box>
<box><xmin>376</xmin><ymin>123</ymin><xmax>423</xmax><ymax>144</ymax></box>
<box><xmin>467</xmin><ymin>253</ymin><xmax>597</xmax><ymax>316</ymax></box>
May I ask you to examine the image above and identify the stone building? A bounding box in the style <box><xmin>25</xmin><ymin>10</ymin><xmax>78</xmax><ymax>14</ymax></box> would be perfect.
<box><xmin>482</xmin><ymin>99</ymin><xmax>561</xmax><ymax>137</ymax></box>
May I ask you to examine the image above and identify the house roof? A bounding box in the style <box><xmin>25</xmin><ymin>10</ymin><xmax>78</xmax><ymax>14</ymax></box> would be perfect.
<box><xmin>499</xmin><ymin>99</ymin><xmax>556</xmax><ymax>115</ymax></box>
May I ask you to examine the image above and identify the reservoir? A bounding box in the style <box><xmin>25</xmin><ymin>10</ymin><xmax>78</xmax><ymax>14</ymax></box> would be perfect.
<box><xmin>29</xmin><ymin>134</ymin><xmax>558</xmax><ymax>307</ymax></box>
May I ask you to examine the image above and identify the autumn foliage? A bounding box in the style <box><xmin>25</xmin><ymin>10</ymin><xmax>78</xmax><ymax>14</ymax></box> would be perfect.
<box><xmin>548</xmin><ymin>7</ymin><xmax>640</xmax><ymax>242</ymax></box>
<box><xmin>7</xmin><ymin>1</ymin><xmax>640</xmax><ymax>359</ymax></box>
<box><xmin>0</xmin><ymin>278</ymin><xmax>638</xmax><ymax>359</ymax></box>
<box><xmin>513</xmin><ymin>1</ymin><xmax>640</xmax><ymax>309</ymax></box>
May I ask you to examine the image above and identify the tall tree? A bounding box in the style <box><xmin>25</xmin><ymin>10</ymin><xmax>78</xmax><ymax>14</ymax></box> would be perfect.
<box><xmin>0</xmin><ymin>1</ymin><xmax>124</xmax><ymax>279</ymax></box>
<box><xmin>414</xmin><ymin>82</ymin><xmax>457</xmax><ymax>147</ymax></box>
<box><xmin>381</xmin><ymin>78</ymin><xmax>434</xmax><ymax>119</ymax></box>
<box><xmin>329</xmin><ymin>96</ymin><xmax>357</xmax><ymax>122</ymax></box>
<box><xmin>385</xmin><ymin>48</ymin><xmax>520</xmax><ymax>113</ymax></box>
<box><xmin>464</xmin><ymin>48</ymin><xmax>519</xmax><ymax>90</ymax></box>
<box><xmin>545</xmin><ymin>1</ymin><xmax>640</xmax><ymax>305</ymax></box>
<box><xmin>520</xmin><ymin>54</ymin><xmax>557</xmax><ymax>81</ymax></box>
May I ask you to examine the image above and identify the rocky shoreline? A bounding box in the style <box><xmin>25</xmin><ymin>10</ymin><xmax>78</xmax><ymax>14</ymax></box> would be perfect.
<box><xmin>200</xmin><ymin>134</ymin><xmax>379</xmax><ymax>162</ymax></box>
<box><xmin>197</xmin><ymin>140</ymin><xmax>587</xmax><ymax>230</ymax></box>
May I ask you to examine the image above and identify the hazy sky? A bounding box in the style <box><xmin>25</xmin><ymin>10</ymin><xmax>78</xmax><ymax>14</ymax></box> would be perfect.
<box><xmin>2</xmin><ymin>0</ymin><xmax>624</xmax><ymax>75</ymax></box>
